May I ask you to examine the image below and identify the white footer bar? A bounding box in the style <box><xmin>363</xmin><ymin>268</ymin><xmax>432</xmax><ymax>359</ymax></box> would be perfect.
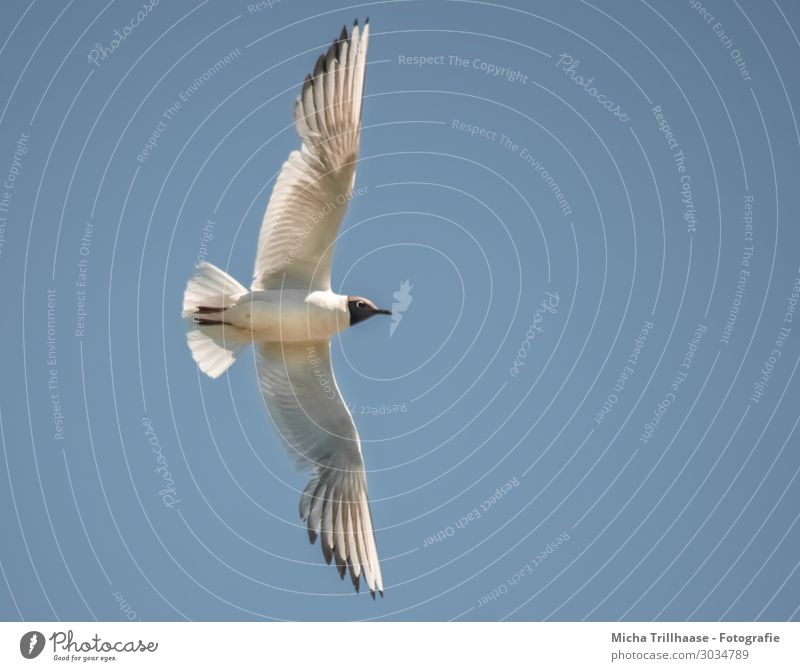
<box><xmin>1</xmin><ymin>622</ymin><xmax>797</xmax><ymax>670</ymax></box>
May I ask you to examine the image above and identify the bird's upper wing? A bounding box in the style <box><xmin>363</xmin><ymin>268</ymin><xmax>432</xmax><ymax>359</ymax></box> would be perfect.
<box><xmin>251</xmin><ymin>21</ymin><xmax>369</xmax><ymax>292</ymax></box>
<box><xmin>256</xmin><ymin>340</ymin><xmax>383</xmax><ymax>596</ymax></box>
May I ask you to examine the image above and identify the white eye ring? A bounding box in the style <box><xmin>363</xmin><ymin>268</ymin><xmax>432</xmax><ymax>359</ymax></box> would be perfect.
<box><xmin>356</xmin><ymin>300</ymin><xmax>365</xmax><ymax>309</ymax></box>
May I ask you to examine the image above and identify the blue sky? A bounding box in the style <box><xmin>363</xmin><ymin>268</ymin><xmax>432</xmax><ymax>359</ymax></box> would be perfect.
<box><xmin>1</xmin><ymin>0</ymin><xmax>799</xmax><ymax>621</ymax></box>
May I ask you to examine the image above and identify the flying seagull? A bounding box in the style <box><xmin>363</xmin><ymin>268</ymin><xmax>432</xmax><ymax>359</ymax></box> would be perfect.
<box><xmin>182</xmin><ymin>20</ymin><xmax>389</xmax><ymax>597</ymax></box>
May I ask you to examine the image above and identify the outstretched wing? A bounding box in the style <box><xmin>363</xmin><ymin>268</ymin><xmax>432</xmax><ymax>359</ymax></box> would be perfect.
<box><xmin>252</xmin><ymin>21</ymin><xmax>369</xmax><ymax>292</ymax></box>
<box><xmin>256</xmin><ymin>340</ymin><xmax>383</xmax><ymax>596</ymax></box>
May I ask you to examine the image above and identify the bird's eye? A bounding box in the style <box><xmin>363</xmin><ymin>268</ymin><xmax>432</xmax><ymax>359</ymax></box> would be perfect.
<box><xmin>356</xmin><ymin>300</ymin><xmax>365</xmax><ymax>309</ymax></box>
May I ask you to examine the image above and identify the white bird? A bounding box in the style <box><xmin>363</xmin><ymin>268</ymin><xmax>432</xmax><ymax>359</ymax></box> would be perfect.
<box><xmin>181</xmin><ymin>20</ymin><xmax>390</xmax><ymax>597</ymax></box>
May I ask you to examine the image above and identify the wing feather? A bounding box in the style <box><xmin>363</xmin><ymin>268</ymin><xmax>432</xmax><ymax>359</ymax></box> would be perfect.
<box><xmin>256</xmin><ymin>340</ymin><xmax>383</xmax><ymax>596</ymax></box>
<box><xmin>308</xmin><ymin>483</ymin><xmax>325</xmax><ymax>539</ymax></box>
<box><xmin>252</xmin><ymin>21</ymin><xmax>370</xmax><ymax>292</ymax></box>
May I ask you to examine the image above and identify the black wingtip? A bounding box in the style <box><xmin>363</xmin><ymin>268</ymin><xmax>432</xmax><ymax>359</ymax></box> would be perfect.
<box><xmin>313</xmin><ymin>53</ymin><xmax>325</xmax><ymax>77</ymax></box>
<box><xmin>307</xmin><ymin>528</ymin><xmax>317</xmax><ymax>544</ymax></box>
<box><xmin>354</xmin><ymin>18</ymin><xmax>359</xmax><ymax>27</ymax></box>
<box><xmin>333</xmin><ymin>25</ymin><xmax>348</xmax><ymax>60</ymax></box>
<box><xmin>349</xmin><ymin>565</ymin><xmax>361</xmax><ymax>592</ymax></box>
<box><xmin>370</xmin><ymin>590</ymin><xmax>376</xmax><ymax>601</ymax></box>
<box><xmin>365</xmin><ymin>16</ymin><xmax>369</xmax><ymax>25</ymax></box>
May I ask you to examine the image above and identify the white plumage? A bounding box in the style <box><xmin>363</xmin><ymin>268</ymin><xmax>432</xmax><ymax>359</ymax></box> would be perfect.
<box><xmin>182</xmin><ymin>20</ymin><xmax>386</xmax><ymax>597</ymax></box>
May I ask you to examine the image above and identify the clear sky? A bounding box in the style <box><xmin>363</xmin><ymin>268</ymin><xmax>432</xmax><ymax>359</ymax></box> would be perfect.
<box><xmin>1</xmin><ymin>0</ymin><xmax>799</xmax><ymax>621</ymax></box>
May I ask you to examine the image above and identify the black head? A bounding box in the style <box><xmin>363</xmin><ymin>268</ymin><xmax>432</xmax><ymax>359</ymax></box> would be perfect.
<box><xmin>347</xmin><ymin>296</ymin><xmax>391</xmax><ymax>326</ymax></box>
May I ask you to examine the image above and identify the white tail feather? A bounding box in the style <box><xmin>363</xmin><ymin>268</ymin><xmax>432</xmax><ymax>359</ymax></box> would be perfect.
<box><xmin>182</xmin><ymin>262</ymin><xmax>247</xmax><ymax>316</ymax></box>
<box><xmin>183</xmin><ymin>262</ymin><xmax>250</xmax><ymax>378</ymax></box>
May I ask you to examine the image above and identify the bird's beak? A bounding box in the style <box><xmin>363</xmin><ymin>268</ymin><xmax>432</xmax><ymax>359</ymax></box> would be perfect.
<box><xmin>375</xmin><ymin>308</ymin><xmax>392</xmax><ymax>316</ymax></box>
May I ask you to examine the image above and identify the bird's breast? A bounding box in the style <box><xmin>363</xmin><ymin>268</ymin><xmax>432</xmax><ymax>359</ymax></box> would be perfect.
<box><xmin>229</xmin><ymin>289</ymin><xmax>347</xmax><ymax>342</ymax></box>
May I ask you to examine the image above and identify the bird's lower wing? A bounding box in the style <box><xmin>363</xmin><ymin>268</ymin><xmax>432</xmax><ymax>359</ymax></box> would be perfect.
<box><xmin>256</xmin><ymin>340</ymin><xmax>383</xmax><ymax>596</ymax></box>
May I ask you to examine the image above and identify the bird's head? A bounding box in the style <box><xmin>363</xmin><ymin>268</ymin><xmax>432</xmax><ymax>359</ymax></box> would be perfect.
<box><xmin>347</xmin><ymin>296</ymin><xmax>391</xmax><ymax>326</ymax></box>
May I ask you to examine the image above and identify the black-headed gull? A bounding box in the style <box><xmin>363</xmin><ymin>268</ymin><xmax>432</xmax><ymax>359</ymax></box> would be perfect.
<box><xmin>182</xmin><ymin>20</ymin><xmax>389</xmax><ymax>597</ymax></box>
